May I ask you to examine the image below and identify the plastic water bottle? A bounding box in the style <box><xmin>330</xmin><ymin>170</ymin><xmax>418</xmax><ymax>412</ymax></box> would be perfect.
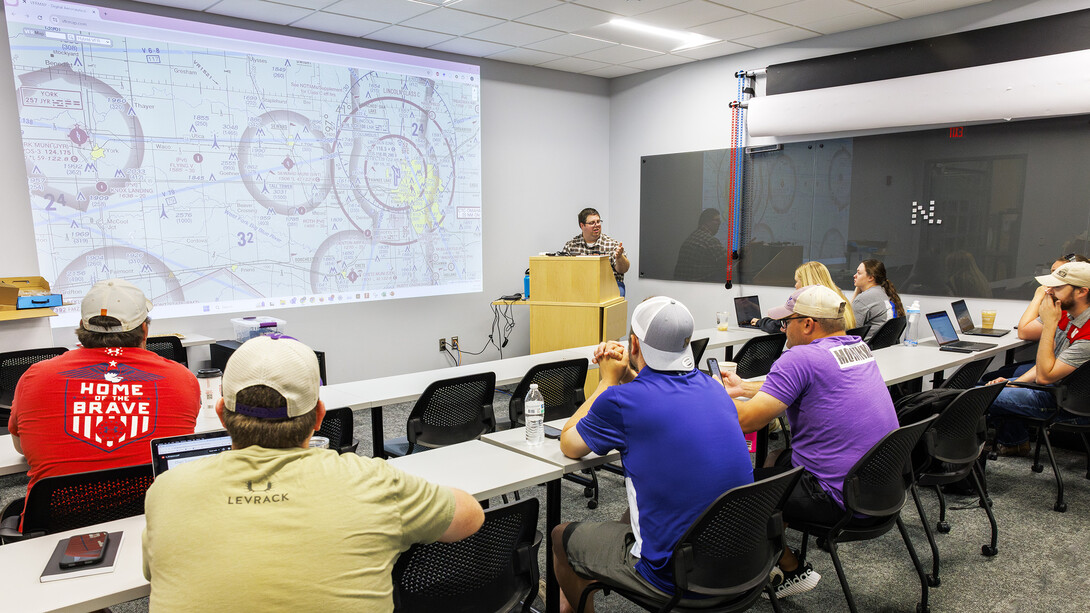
<box><xmin>524</xmin><ymin>383</ymin><xmax>545</xmax><ymax>446</ymax></box>
<box><xmin>903</xmin><ymin>300</ymin><xmax>921</xmax><ymax>347</ymax></box>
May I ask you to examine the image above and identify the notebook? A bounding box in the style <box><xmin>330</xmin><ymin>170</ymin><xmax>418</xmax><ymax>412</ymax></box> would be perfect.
<box><xmin>733</xmin><ymin>296</ymin><xmax>763</xmax><ymax>329</ymax></box>
<box><xmin>926</xmin><ymin>311</ymin><xmax>998</xmax><ymax>352</ymax></box>
<box><xmin>951</xmin><ymin>300</ymin><xmax>1010</xmax><ymax>337</ymax></box>
<box><xmin>150</xmin><ymin>430</ymin><xmax>232</xmax><ymax>477</ymax></box>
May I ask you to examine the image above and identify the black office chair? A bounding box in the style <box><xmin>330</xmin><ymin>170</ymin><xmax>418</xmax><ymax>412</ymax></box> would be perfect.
<box><xmin>846</xmin><ymin>325</ymin><xmax>870</xmax><ymax>339</ymax></box>
<box><xmin>210</xmin><ymin>340</ymin><xmax>326</xmax><ymax>383</ymax></box>
<box><xmin>866</xmin><ymin>317</ymin><xmax>907</xmax><ymax>351</ymax></box>
<box><xmin>317</xmin><ymin>406</ymin><xmax>360</xmax><ymax>454</ymax></box>
<box><xmin>733</xmin><ymin>333</ymin><xmax>786</xmax><ymax>379</ymax></box>
<box><xmin>393</xmin><ymin>497</ymin><xmax>541</xmax><ymax>613</ymax></box>
<box><xmin>383</xmin><ymin>372</ymin><xmax>497</xmax><ymax>458</ymax></box>
<box><xmin>0</xmin><ymin>347</ymin><xmax>68</xmax><ymax>434</ymax></box>
<box><xmin>145</xmin><ymin>335</ymin><xmax>188</xmax><ymax>367</ymax></box>
<box><xmin>690</xmin><ymin>337</ymin><xmax>710</xmax><ymax>366</ymax></box>
<box><xmin>1003</xmin><ymin>360</ymin><xmax>1090</xmax><ymax>512</ymax></box>
<box><xmin>576</xmin><ymin>466</ymin><xmax>804</xmax><ymax>613</ymax></box>
<box><xmin>789</xmin><ymin>415</ymin><xmax>937</xmax><ymax>613</ymax></box>
<box><xmin>909</xmin><ymin>383</ymin><xmax>1004</xmax><ymax>587</ymax></box>
<box><xmin>937</xmin><ymin>356</ymin><xmax>993</xmax><ymax>390</ymax></box>
<box><xmin>0</xmin><ymin>463</ymin><xmax>154</xmax><ymax>544</ymax></box>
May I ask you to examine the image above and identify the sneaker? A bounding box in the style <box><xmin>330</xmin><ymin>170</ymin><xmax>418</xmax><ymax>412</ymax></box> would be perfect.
<box><xmin>765</xmin><ymin>562</ymin><xmax>821</xmax><ymax>599</ymax></box>
<box><xmin>997</xmin><ymin>442</ymin><xmax>1031</xmax><ymax>457</ymax></box>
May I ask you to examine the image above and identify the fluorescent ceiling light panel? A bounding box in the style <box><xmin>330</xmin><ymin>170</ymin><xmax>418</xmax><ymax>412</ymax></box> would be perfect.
<box><xmin>576</xmin><ymin>17</ymin><xmax>718</xmax><ymax>52</ymax></box>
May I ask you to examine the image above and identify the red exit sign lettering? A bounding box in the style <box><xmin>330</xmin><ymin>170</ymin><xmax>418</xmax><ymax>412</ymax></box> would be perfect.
<box><xmin>949</xmin><ymin>126</ymin><xmax>964</xmax><ymax>138</ymax></box>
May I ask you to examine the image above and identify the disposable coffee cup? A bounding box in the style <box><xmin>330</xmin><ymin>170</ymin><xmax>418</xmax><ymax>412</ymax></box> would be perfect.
<box><xmin>308</xmin><ymin>436</ymin><xmax>330</xmax><ymax>449</ymax></box>
<box><xmin>716</xmin><ymin>311</ymin><xmax>731</xmax><ymax>332</ymax></box>
<box><xmin>980</xmin><ymin>310</ymin><xmax>997</xmax><ymax>330</ymax></box>
<box><xmin>196</xmin><ymin>368</ymin><xmax>222</xmax><ymax>415</ymax></box>
<box><xmin>721</xmin><ymin>361</ymin><xmax>738</xmax><ymax>375</ymax></box>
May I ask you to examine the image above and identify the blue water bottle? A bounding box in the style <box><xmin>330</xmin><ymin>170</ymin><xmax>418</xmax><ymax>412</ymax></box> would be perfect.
<box><xmin>523</xmin><ymin>268</ymin><xmax>530</xmax><ymax>299</ymax></box>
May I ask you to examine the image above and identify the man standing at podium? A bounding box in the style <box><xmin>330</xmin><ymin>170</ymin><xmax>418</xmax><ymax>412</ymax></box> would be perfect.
<box><xmin>561</xmin><ymin>207</ymin><xmax>630</xmax><ymax>296</ymax></box>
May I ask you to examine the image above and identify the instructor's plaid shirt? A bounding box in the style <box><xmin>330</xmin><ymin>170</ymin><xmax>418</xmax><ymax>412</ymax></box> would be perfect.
<box><xmin>561</xmin><ymin>234</ymin><xmax>624</xmax><ymax>285</ymax></box>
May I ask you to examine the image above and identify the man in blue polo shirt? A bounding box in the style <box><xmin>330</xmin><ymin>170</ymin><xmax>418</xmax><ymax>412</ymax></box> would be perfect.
<box><xmin>552</xmin><ymin>296</ymin><xmax>753</xmax><ymax>613</ymax></box>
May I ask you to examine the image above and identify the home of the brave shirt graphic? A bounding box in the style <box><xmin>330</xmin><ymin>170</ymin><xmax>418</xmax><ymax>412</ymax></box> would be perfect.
<box><xmin>59</xmin><ymin>347</ymin><xmax>164</xmax><ymax>452</ymax></box>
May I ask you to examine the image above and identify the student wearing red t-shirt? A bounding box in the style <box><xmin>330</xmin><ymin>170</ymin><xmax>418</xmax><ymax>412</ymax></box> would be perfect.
<box><xmin>7</xmin><ymin>279</ymin><xmax>199</xmax><ymax>528</ymax></box>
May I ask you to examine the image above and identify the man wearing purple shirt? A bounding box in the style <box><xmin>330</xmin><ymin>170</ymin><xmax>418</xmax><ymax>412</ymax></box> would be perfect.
<box><xmin>723</xmin><ymin>285</ymin><xmax>898</xmax><ymax>600</ymax></box>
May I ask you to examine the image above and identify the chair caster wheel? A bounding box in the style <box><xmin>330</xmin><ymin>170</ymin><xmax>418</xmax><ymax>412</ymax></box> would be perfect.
<box><xmin>1032</xmin><ymin>464</ymin><xmax>1044</xmax><ymax>473</ymax></box>
<box><xmin>1054</xmin><ymin>502</ymin><xmax>1067</xmax><ymax>513</ymax></box>
<box><xmin>982</xmin><ymin>545</ymin><xmax>997</xmax><ymax>556</ymax></box>
<box><xmin>917</xmin><ymin>603</ymin><xmax>930</xmax><ymax>613</ymax></box>
<box><xmin>927</xmin><ymin>575</ymin><xmax>940</xmax><ymax>587</ymax></box>
<box><xmin>584</xmin><ymin>487</ymin><xmax>594</xmax><ymax>498</ymax></box>
<box><xmin>987</xmin><ymin>452</ymin><xmax>997</xmax><ymax>461</ymax></box>
<box><xmin>586</xmin><ymin>500</ymin><xmax>598</xmax><ymax>510</ymax></box>
<box><xmin>936</xmin><ymin>522</ymin><xmax>950</xmax><ymax>534</ymax></box>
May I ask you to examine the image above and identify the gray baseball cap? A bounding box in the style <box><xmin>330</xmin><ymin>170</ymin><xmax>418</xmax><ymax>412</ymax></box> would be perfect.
<box><xmin>631</xmin><ymin>296</ymin><xmax>695</xmax><ymax>372</ymax></box>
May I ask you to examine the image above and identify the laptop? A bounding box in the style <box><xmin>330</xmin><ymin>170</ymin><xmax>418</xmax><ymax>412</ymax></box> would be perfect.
<box><xmin>951</xmin><ymin>300</ymin><xmax>1010</xmax><ymax>337</ymax></box>
<box><xmin>150</xmin><ymin>429</ymin><xmax>233</xmax><ymax>477</ymax></box>
<box><xmin>734</xmin><ymin>296</ymin><xmax>763</xmax><ymax>329</ymax></box>
<box><xmin>925</xmin><ymin>311</ymin><xmax>998</xmax><ymax>352</ymax></box>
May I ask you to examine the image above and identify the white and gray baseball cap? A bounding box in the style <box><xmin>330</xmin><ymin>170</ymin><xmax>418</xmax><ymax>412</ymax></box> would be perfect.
<box><xmin>631</xmin><ymin>296</ymin><xmax>695</xmax><ymax>372</ymax></box>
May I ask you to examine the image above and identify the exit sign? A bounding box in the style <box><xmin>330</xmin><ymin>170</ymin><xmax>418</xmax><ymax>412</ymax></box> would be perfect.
<box><xmin>949</xmin><ymin>126</ymin><xmax>964</xmax><ymax>138</ymax></box>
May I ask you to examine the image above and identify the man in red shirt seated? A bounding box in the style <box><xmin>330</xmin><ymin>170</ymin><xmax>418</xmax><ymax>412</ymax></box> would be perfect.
<box><xmin>7</xmin><ymin>279</ymin><xmax>199</xmax><ymax>528</ymax></box>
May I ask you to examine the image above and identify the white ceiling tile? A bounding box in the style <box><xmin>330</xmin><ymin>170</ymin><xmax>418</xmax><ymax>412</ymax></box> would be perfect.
<box><xmin>486</xmin><ymin>47</ymin><xmax>564</xmax><ymax>65</ymax></box>
<box><xmin>579</xmin><ymin>44</ymin><xmax>661</xmax><ymax>64</ymax></box>
<box><xmin>732</xmin><ymin>26</ymin><xmax>817</xmax><ymax>47</ymax></box>
<box><xmin>573</xmin><ymin>0</ymin><xmax>689</xmax><ymax>17</ymax></box>
<box><xmin>323</xmin><ymin>0</ymin><xmax>433</xmax><ymax>23</ymax></box>
<box><xmin>471</xmin><ymin>21</ymin><xmax>560</xmax><ymax>46</ymax></box>
<box><xmin>805</xmin><ymin>10</ymin><xmax>896</xmax><ymax>35</ymax></box>
<box><xmin>365</xmin><ymin>25</ymin><xmax>455</xmax><ymax>47</ymax></box>
<box><xmin>517</xmin><ymin>3</ymin><xmax>614</xmax><ymax>31</ymax></box>
<box><xmin>134</xmin><ymin>0</ymin><xmax>221</xmax><ymax>10</ymax></box>
<box><xmin>291</xmin><ymin>12</ymin><xmax>389</xmax><ymax>37</ymax></box>
<box><xmin>635</xmin><ymin>0</ymin><xmax>743</xmax><ymax>30</ymax></box>
<box><xmin>525</xmin><ymin>33</ymin><xmax>618</xmax><ymax>55</ymax></box>
<box><xmin>207</xmin><ymin>0</ymin><xmax>315</xmax><ymax>24</ymax></box>
<box><xmin>452</xmin><ymin>0</ymin><xmax>564</xmax><ymax>20</ymax></box>
<box><xmin>272</xmin><ymin>0</ymin><xmax>339</xmax><ymax>9</ymax></box>
<box><xmin>693</xmin><ymin>14</ymin><xmax>787</xmax><ymax>39</ymax></box>
<box><xmin>759</xmin><ymin>0</ymin><xmax>867</xmax><ymax>26</ymax></box>
<box><xmin>624</xmin><ymin>53</ymin><xmax>696</xmax><ymax>70</ymax></box>
<box><xmin>672</xmin><ymin>38</ymin><xmax>750</xmax><ymax>59</ymax></box>
<box><xmin>710</xmin><ymin>0</ymin><xmax>800</xmax><ymax>10</ymax></box>
<box><xmin>429</xmin><ymin>37</ymin><xmax>512</xmax><ymax>56</ymax></box>
<box><xmin>401</xmin><ymin>7</ymin><xmax>505</xmax><ymax>35</ymax></box>
<box><xmin>536</xmin><ymin>55</ymin><xmax>610</xmax><ymax>73</ymax></box>
<box><xmin>880</xmin><ymin>0</ymin><xmax>992</xmax><ymax>20</ymax></box>
<box><xmin>584</xmin><ymin>64</ymin><xmax>642</xmax><ymax>78</ymax></box>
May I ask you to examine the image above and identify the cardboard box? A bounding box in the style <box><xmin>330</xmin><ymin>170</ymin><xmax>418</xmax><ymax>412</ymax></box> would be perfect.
<box><xmin>0</xmin><ymin>277</ymin><xmax>62</xmax><ymax>320</ymax></box>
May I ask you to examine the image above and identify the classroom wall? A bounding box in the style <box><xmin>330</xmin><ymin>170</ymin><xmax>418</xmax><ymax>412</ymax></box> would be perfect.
<box><xmin>0</xmin><ymin>7</ymin><xmax>611</xmax><ymax>382</ymax></box>
<box><xmin>609</xmin><ymin>0</ymin><xmax>1090</xmax><ymax>332</ymax></box>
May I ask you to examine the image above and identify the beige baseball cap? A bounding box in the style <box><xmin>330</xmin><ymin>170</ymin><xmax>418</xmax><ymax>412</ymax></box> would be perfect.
<box><xmin>1036</xmin><ymin>262</ymin><xmax>1090</xmax><ymax>288</ymax></box>
<box><xmin>768</xmin><ymin>285</ymin><xmax>846</xmax><ymax>320</ymax></box>
<box><xmin>222</xmin><ymin>335</ymin><xmax>320</xmax><ymax>419</ymax></box>
<box><xmin>80</xmin><ymin>279</ymin><xmax>152</xmax><ymax>333</ymax></box>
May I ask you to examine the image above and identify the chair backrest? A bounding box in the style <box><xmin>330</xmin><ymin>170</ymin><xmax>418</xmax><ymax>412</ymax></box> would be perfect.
<box><xmin>1055</xmin><ymin>360</ymin><xmax>1090</xmax><ymax>418</ymax></box>
<box><xmin>409</xmin><ymin>372</ymin><xmax>497</xmax><ymax>449</ymax></box>
<box><xmin>937</xmin><ymin>357</ymin><xmax>993</xmax><ymax>390</ymax></box>
<box><xmin>672</xmin><ymin>466</ymin><xmax>803</xmax><ymax>598</ymax></box>
<box><xmin>734</xmin><ymin>333</ymin><xmax>786</xmax><ymax>379</ymax></box>
<box><xmin>923</xmin><ymin>383</ymin><xmax>1004</xmax><ymax>466</ymax></box>
<box><xmin>508</xmin><ymin>358</ymin><xmax>588</xmax><ymax>425</ymax></box>
<box><xmin>846</xmin><ymin>325</ymin><xmax>870</xmax><ymax>339</ymax></box>
<box><xmin>842</xmin><ymin>415</ymin><xmax>938</xmax><ymax>517</ymax></box>
<box><xmin>0</xmin><ymin>347</ymin><xmax>68</xmax><ymax>394</ymax></box>
<box><xmin>393</xmin><ymin>497</ymin><xmax>539</xmax><ymax>613</ymax></box>
<box><xmin>690</xmin><ymin>338</ymin><xmax>710</xmax><ymax>365</ymax></box>
<box><xmin>145</xmin><ymin>336</ymin><xmax>188</xmax><ymax>367</ymax></box>
<box><xmin>317</xmin><ymin>406</ymin><xmax>357</xmax><ymax>453</ymax></box>
<box><xmin>20</xmin><ymin>463</ymin><xmax>154</xmax><ymax>537</ymax></box>
<box><xmin>866</xmin><ymin>317</ymin><xmax>907</xmax><ymax>351</ymax></box>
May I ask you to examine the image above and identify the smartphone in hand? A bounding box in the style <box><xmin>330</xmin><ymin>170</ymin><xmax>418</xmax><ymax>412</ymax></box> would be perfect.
<box><xmin>707</xmin><ymin>357</ymin><xmax>724</xmax><ymax>384</ymax></box>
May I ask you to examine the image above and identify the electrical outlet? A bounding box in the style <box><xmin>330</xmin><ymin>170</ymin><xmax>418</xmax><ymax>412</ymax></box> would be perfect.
<box><xmin>439</xmin><ymin>338</ymin><xmax>446</xmax><ymax>352</ymax></box>
<box><xmin>451</xmin><ymin>336</ymin><xmax>459</xmax><ymax>350</ymax></box>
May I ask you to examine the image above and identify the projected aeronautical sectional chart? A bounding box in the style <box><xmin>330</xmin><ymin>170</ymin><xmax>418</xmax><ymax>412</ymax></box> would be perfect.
<box><xmin>6</xmin><ymin>0</ymin><xmax>482</xmax><ymax>325</ymax></box>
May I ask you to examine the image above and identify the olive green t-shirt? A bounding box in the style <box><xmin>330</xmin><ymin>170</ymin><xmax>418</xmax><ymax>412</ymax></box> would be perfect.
<box><xmin>142</xmin><ymin>446</ymin><xmax>455</xmax><ymax>612</ymax></box>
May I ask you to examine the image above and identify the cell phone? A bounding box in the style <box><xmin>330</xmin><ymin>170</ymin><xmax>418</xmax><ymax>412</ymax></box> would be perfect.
<box><xmin>707</xmin><ymin>358</ymin><xmax>724</xmax><ymax>383</ymax></box>
<box><xmin>939</xmin><ymin>346</ymin><xmax>973</xmax><ymax>354</ymax></box>
<box><xmin>544</xmin><ymin>425</ymin><xmax>562</xmax><ymax>439</ymax></box>
<box><xmin>59</xmin><ymin>532</ymin><xmax>109</xmax><ymax>569</ymax></box>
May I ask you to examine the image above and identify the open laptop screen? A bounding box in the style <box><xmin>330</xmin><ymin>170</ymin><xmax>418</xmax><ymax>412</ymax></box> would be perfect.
<box><xmin>950</xmin><ymin>300</ymin><xmax>975</xmax><ymax>332</ymax></box>
<box><xmin>734</xmin><ymin>296</ymin><xmax>762</xmax><ymax>326</ymax></box>
<box><xmin>150</xmin><ymin>430</ymin><xmax>232</xmax><ymax>477</ymax></box>
<box><xmin>926</xmin><ymin>312</ymin><xmax>961</xmax><ymax>345</ymax></box>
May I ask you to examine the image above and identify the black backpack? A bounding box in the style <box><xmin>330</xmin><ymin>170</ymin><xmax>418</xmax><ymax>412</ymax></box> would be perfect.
<box><xmin>894</xmin><ymin>388</ymin><xmax>962</xmax><ymax>426</ymax></box>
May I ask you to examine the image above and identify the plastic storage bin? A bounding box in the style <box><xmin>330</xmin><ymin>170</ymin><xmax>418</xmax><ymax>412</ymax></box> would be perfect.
<box><xmin>231</xmin><ymin>316</ymin><xmax>285</xmax><ymax>342</ymax></box>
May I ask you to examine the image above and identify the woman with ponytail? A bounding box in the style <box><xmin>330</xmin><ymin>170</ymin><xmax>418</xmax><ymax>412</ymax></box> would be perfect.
<box><xmin>851</xmin><ymin>259</ymin><xmax>903</xmax><ymax>341</ymax></box>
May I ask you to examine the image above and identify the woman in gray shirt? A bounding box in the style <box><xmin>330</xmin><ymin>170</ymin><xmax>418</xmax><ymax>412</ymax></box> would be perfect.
<box><xmin>851</xmin><ymin>259</ymin><xmax>904</xmax><ymax>341</ymax></box>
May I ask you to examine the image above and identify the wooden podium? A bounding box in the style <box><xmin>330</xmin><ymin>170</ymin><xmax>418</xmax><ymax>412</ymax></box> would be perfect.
<box><xmin>527</xmin><ymin>256</ymin><xmax>627</xmax><ymax>397</ymax></box>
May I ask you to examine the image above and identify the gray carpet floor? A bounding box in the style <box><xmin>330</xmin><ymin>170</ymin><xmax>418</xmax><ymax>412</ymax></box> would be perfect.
<box><xmin>5</xmin><ymin>389</ymin><xmax>1090</xmax><ymax>612</ymax></box>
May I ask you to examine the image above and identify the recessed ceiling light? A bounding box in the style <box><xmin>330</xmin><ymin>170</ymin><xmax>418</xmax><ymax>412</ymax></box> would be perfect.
<box><xmin>609</xmin><ymin>18</ymin><xmax>718</xmax><ymax>51</ymax></box>
<box><xmin>575</xmin><ymin>18</ymin><xmax>719</xmax><ymax>53</ymax></box>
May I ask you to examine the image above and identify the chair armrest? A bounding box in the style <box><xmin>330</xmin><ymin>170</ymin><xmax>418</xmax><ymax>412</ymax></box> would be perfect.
<box><xmin>1005</xmin><ymin>381</ymin><xmax>1057</xmax><ymax>392</ymax></box>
